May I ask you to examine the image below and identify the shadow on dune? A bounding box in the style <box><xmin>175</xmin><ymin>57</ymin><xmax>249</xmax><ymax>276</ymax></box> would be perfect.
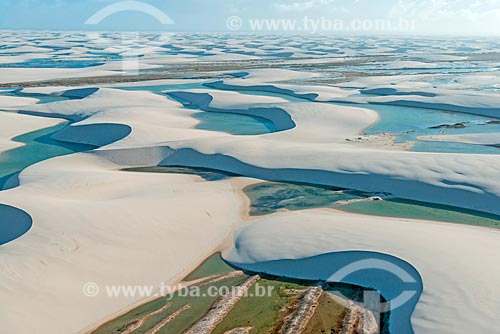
<box><xmin>59</xmin><ymin>88</ymin><xmax>99</xmax><ymax>99</ymax></box>
<box><xmin>204</xmin><ymin>80</ymin><xmax>319</xmax><ymax>101</ymax></box>
<box><xmin>50</xmin><ymin>123</ymin><xmax>132</xmax><ymax>147</ymax></box>
<box><xmin>156</xmin><ymin>147</ymin><xmax>500</xmax><ymax>215</ymax></box>
<box><xmin>229</xmin><ymin>250</ymin><xmax>423</xmax><ymax>334</ymax></box>
<box><xmin>0</xmin><ymin>172</ymin><xmax>20</xmax><ymax>191</ymax></box>
<box><xmin>166</xmin><ymin>91</ymin><xmax>296</xmax><ymax>131</ymax></box>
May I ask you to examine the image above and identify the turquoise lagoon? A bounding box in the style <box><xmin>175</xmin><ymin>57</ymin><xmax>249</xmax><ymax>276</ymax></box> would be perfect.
<box><xmin>243</xmin><ymin>181</ymin><xmax>500</xmax><ymax>229</ymax></box>
<box><xmin>0</xmin><ymin>122</ymin><xmax>94</xmax><ymax>189</ymax></box>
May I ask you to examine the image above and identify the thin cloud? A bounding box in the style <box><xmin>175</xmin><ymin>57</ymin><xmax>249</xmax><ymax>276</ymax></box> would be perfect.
<box><xmin>273</xmin><ymin>0</ymin><xmax>338</xmax><ymax>12</ymax></box>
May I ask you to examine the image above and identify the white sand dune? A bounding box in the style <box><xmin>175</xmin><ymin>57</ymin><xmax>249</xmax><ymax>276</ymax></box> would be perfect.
<box><xmin>0</xmin><ymin>112</ymin><xmax>63</xmax><ymax>152</ymax></box>
<box><xmin>0</xmin><ymin>41</ymin><xmax>498</xmax><ymax>334</ymax></box>
<box><xmin>104</xmin><ymin>78</ymin><xmax>203</xmax><ymax>88</ymax></box>
<box><xmin>206</xmin><ymin>79</ymin><xmax>354</xmax><ymax>102</ymax></box>
<box><xmin>0</xmin><ymin>53</ymin><xmax>48</xmax><ymax>64</ymax></box>
<box><xmin>0</xmin><ymin>152</ymin><xmax>243</xmax><ymax>334</ymax></box>
<box><xmin>156</xmin><ymin>144</ymin><xmax>500</xmax><ymax>215</ymax></box>
<box><xmin>381</xmin><ymin>61</ymin><xmax>438</xmax><ymax>70</ymax></box>
<box><xmin>148</xmin><ymin>89</ymin><xmax>500</xmax><ymax>215</ymax></box>
<box><xmin>2</xmin><ymin>45</ymin><xmax>51</xmax><ymax>53</ymax></box>
<box><xmin>0</xmin><ymin>89</ymin><xmax>244</xmax><ymax>333</ymax></box>
<box><xmin>211</xmin><ymin>68</ymin><xmax>355</xmax><ymax>101</ymax></box>
<box><xmin>371</xmin><ymin>92</ymin><xmax>500</xmax><ymax>118</ymax></box>
<box><xmin>339</xmin><ymin>75</ymin><xmax>431</xmax><ymax>89</ymax></box>
<box><xmin>15</xmin><ymin>88</ymin><xmax>174</xmax><ymax>120</ymax></box>
<box><xmin>418</xmin><ymin>133</ymin><xmax>500</xmax><ymax>147</ymax></box>
<box><xmin>336</xmin><ymin>79</ymin><xmax>500</xmax><ymax>118</ymax></box>
<box><xmin>13</xmin><ymin>87</ymin><xmax>500</xmax><ymax>215</ymax></box>
<box><xmin>242</xmin><ymin>68</ymin><xmax>320</xmax><ymax>82</ymax></box>
<box><xmin>226</xmin><ymin>210</ymin><xmax>500</xmax><ymax>334</ymax></box>
<box><xmin>0</xmin><ymin>68</ymin><xmax>116</xmax><ymax>84</ymax></box>
<box><xmin>166</xmin><ymin>88</ymin><xmax>289</xmax><ymax>108</ymax></box>
<box><xmin>0</xmin><ymin>95</ymin><xmax>39</xmax><ymax>108</ymax></box>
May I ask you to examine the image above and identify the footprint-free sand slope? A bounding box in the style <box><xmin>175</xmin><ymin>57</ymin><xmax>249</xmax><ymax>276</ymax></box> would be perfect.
<box><xmin>0</xmin><ymin>112</ymin><xmax>63</xmax><ymax>152</ymax></box>
<box><xmin>14</xmin><ymin>84</ymin><xmax>500</xmax><ymax>215</ymax></box>
<box><xmin>0</xmin><ymin>70</ymin><xmax>499</xmax><ymax>334</ymax></box>
<box><xmin>0</xmin><ymin>152</ymin><xmax>244</xmax><ymax>334</ymax></box>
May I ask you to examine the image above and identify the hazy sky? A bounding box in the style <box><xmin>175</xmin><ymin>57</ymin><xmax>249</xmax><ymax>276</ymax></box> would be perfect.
<box><xmin>1</xmin><ymin>0</ymin><xmax>499</xmax><ymax>35</ymax></box>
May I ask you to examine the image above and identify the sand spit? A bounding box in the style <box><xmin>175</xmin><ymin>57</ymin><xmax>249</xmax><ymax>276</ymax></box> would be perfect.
<box><xmin>144</xmin><ymin>304</ymin><xmax>192</xmax><ymax>334</ymax></box>
<box><xmin>223</xmin><ymin>327</ymin><xmax>253</xmax><ymax>334</ymax></box>
<box><xmin>184</xmin><ymin>275</ymin><xmax>261</xmax><ymax>334</ymax></box>
<box><xmin>121</xmin><ymin>303</ymin><xmax>173</xmax><ymax>334</ymax></box>
<box><xmin>279</xmin><ymin>286</ymin><xmax>323</xmax><ymax>334</ymax></box>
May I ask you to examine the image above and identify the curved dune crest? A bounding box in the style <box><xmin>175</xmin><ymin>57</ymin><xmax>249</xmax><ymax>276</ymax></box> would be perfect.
<box><xmin>0</xmin><ymin>69</ymin><xmax>498</xmax><ymax>334</ymax></box>
<box><xmin>60</xmin><ymin>87</ymin><xmax>99</xmax><ymax>99</ymax></box>
<box><xmin>51</xmin><ymin>123</ymin><xmax>132</xmax><ymax>147</ymax></box>
<box><xmin>153</xmin><ymin>146</ymin><xmax>500</xmax><ymax>215</ymax></box>
<box><xmin>229</xmin><ymin>250</ymin><xmax>423</xmax><ymax>334</ymax></box>
<box><xmin>0</xmin><ymin>67</ymin><xmax>115</xmax><ymax>84</ymax></box>
<box><xmin>18</xmin><ymin>84</ymin><xmax>497</xmax><ymax>217</ymax></box>
<box><xmin>0</xmin><ymin>33</ymin><xmax>499</xmax><ymax>334</ymax></box>
<box><xmin>40</xmin><ymin>85</ymin><xmax>496</xmax><ymax>215</ymax></box>
<box><xmin>166</xmin><ymin>90</ymin><xmax>296</xmax><ymax>131</ymax></box>
<box><xmin>339</xmin><ymin>85</ymin><xmax>500</xmax><ymax>118</ymax></box>
<box><xmin>0</xmin><ymin>152</ymin><xmax>243</xmax><ymax>334</ymax></box>
<box><xmin>0</xmin><ymin>95</ymin><xmax>39</xmax><ymax>107</ymax></box>
<box><xmin>204</xmin><ymin>75</ymin><xmax>355</xmax><ymax>102</ymax></box>
<box><xmin>418</xmin><ymin>133</ymin><xmax>500</xmax><ymax>147</ymax></box>
<box><xmin>15</xmin><ymin>87</ymin><xmax>170</xmax><ymax>120</ymax></box>
<box><xmin>0</xmin><ymin>112</ymin><xmax>63</xmax><ymax>152</ymax></box>
<box><xmin>226</xmin><ymin>210</ymin><xmax>500</xmax><ymax>334</ymax></box>
<box><xmin>204</xmin><ymin>81</ymin><xmax>319</xmax><ymax>101</ymax></box>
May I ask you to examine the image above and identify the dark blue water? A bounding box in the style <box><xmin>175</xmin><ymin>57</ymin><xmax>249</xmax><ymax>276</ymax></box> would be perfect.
<box><xmin>0</xmin><ymin>204</ymin><xmax>33</xmax><ymax>246</ymax></box>
<box><xmin>230</xmin><ymin>251</ymin><xmax>422</xmax><ymax>334</ymax></box>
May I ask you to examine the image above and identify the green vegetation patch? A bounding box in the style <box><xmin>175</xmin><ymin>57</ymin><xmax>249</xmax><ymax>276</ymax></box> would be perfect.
<box><xmin>143</xmin><ymin>275</ymin><xmax>248</xmax><ymax>334</ymax></box>
<box><xmin>303</xmin><ymin>293</ymin><xmax>347</xmax><ymax>334</ymax></box>
<box><xmin>122</xmin><ymin>166</ymin><xmax>237</xmax><ymax>181</ymax></box>
<box><xmin>212</xmin><ymin>279</ymin><xmax>306</xmax><ymax>334</ymax></box>
<box><xmin>244</xmin><ymin>181</ymin><xmax>500</xmax><ymax>229</ymax></box>
<box><xmin>341</xmin><ymin>198</ymin><xmax>500</xmax><ymax>229</ymax></box>
<box><xmin>92</xmin><ymin>254</ymin><xmax>245</xmax><ymax>334</ymax></box>
<box><xmin>244</xmin><ymin>182</ymin><xmax>360</xmax><ymax>216</ymax></box>
<box><xmin>91</xmin><ymin>275</ymin><xmax>248</xmax><ymax>334</ymax></box>
<box><xmin>183</xmin><ymin>252</ymin><xmax>237</xmax><ymax>282</ymax></box>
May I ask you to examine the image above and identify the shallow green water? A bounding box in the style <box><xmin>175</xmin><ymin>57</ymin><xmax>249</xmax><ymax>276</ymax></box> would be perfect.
<box><xmin>125</xmin><ymin>167</ymin><xmax>500</xmax><ymax>229</ymax></box>
<box><xmin>122</xmin><ymin>166</ymin><xmax>237</xmax><ymax>181</ymax></box>
<box><xmin>0</xmin><ymin>122</ymin><xmax>94</xmax><ymax>188</ymax></box>
<box><xmin>341</xmin><ymin>198</ymin><xmax>500</xmax><ymax>229</ymax></box>
<box><xmin>193</xmin><ymin>111</ymin><xmax>277</xmax><ymax>135</ymax></box>
<box><xmin>245</xmin><ymin>182</ymin><xmax>361</xmax><ymax>216</ymax></box>
<box><xmin>91</xmin><ymin>252</ymin><xmax>369</xmax><ymax>334</ymax></box>
<box><xmin>91</xmin><ymin>253</ymin><xmax>245</xmax><ymax>334</ymax></box>
<box><xmin>244</xmin><ymin>182</ymin><xmax>500</xmax><ymax>229</ymax></box>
